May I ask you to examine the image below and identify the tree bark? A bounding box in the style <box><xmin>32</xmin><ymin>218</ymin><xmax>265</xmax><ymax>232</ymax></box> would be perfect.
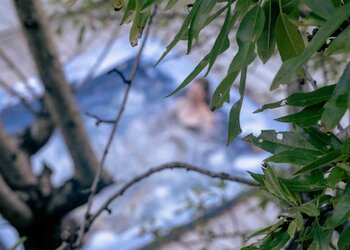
<box><xmin>0</xmin><ymin>174</ymin><xmax>33</xmax><ymax>228</ymax></box>
<box><xmin>0</xmin><ymin>123</ymin><xmax>37</xmax><ymax>188</ymax></box>
<box><xmin>12</xmin><ymin>0</ymin><xmax>111</xmax><ymax>187</ymax></box>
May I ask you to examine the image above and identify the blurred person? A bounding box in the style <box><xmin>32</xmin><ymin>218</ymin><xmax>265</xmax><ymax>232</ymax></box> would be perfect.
<box><xmin>172</xmin><ymin>78</ymin><xmax>214</xmax><ymax>135</ymax></box>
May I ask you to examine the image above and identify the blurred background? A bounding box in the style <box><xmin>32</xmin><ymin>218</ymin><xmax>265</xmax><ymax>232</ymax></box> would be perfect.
<box><xmin>0</xmin><ymin>0</ymin><xmax>347</xmax><ymax>249</ymax></box>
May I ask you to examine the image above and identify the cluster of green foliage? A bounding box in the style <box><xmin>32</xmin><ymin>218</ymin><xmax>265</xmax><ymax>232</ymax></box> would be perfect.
<box><xmin>115</xmin><ymin>0</ymin><xmax>350</xmax><ymax>249</ymax></box>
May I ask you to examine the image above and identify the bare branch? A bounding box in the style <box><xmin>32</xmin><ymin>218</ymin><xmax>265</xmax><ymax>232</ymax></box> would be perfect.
<box><xmin>88</xmin><ymin>162</ymin><xmax>258</xmax><ymax>226</ymax></box>
<box><xmin>75</xmin><ymin>7</ymin><xmax>157</xmax><ymax>247</ymax></box>
<box><xmin>0</xmin><ymin>174</ymin><xmax>33</xmax><ymax>228</ymax></box>
<box><xmin>85</xmin><ymin>112</ymin><xmax>115</xmax><ymax>125</ymax></box>
<box><xmin>13</xmin><ymin>0</ymin><xmax>111</xmax><ymax>187</ymax></box>
<box><xmin>303</xmin><ymin>65</ymin><xmax>317</xmax><ymax>89</ymax></box>
<box><xmin>108</xmin><ymin>68</ymin><xmax>131</xmax><ymax>84</ymax></box>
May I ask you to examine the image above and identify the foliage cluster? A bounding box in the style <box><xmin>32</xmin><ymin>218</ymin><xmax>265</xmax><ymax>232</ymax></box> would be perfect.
<box><xmin>113</xmin><ymin>0</ymin><xmax>350</xmax><ymax>249</ymax></box>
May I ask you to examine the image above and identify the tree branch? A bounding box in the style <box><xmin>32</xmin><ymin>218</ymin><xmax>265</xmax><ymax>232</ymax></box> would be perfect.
<box><xmin>0</xmin><ymin>122</ymin><xmax>37</xmax><ymax>188</ymax></box>
<box><xmin>0</xmin><ymin>174</ymin><xmax>33</xmax><ymax>228</ymax></box>
<box><xmin>88</xmin><ymin>162</ymin><xmax>258</xmax><ymax>227</ymax></box>
<box><xmin>16</xmin><ymin>108</ymin><xmax>55</xmax><ymax>156</ymax></box>
<box><xmin>13</xmin><ymin>0</ymin><xmax>111</xmax><ymax>187</ymax></box>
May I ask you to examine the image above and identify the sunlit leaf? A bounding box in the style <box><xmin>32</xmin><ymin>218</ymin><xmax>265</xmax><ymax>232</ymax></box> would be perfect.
<box><xmin>300</xmin><ymin>200</ymin><xmax>320</xmax><ymax>217</ymax></box>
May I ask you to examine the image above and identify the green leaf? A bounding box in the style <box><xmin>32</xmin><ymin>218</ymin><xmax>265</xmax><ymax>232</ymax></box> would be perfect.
<box><xmin>275</xmin><ymin>13</ymin><xmax>305</xmax><ymax>61</ymax></box>
<box><xmin>121</xmin><ymin>0</ymin><xmax>136</xmax><ymax>24</ymax></box>
<box><xmin>276</xmin><ymin>103</ymin><xmax>324</xmax><ymax>127</ymax></box>
<box><xmin>328</xmin><ymin>25</ymin><xmax>350</xmax><ymax>54</ymax></box>
<box><xmin>156</xmin><ymin>0</ymin><xmax>202</xmax><ymax>64</ymax></box>
<box><xmin>257</xmin><ymin>1</ymin><xmax>279</xmax><ymax>63</ymax></box>
<box><xmin>295</xmin><ymin>210</ymin><xmax>304</xmax><ymax>230</ymax></box>
<box><xmin>259</xmin><ymin>230</ymin><xmax>290</xmax><ymax>250</ymax></box>
<box><xmin>227</xmin><ymin>67</ymin><xmax>247</xmax><ymax>144</ymax></box>
<box><xmin>248</xmin><ymin>171</ymin><xmax>265</xmax><ymax>185</ymax></box>
<box><xmin>278</xmin><ymin>0</ymin><xmax>300</xmax><ymax>14</ymax></box>
<box><xmin>264</xmin><ymin>164</ymin><xmax>297</xmax><ymax>205</ymax></box>
<box><xmin>325</xmin><ymin>184</ymin><xmax>350</xmax><ymax>229</ymax></box>
<box><xmin>243</xmin><ymin>130</ymin><xmax>318</xmax><ymax>154</ymax></box>
<box><xmin>255</xmin><ymin>84</ymin><xmax>335</xmax><ymax>113</ymax></box>
<box><xmin>129</xmin><ymin>0</ymin><xmax>143</xmax><ymax>46</ymax></box>
<box><xmin>282</xmin><ymin>175</ymin><xmax>327</xmax><ymax>192</ymax></box>
<box><xmin>301</xmin><ymin>126</ymin><xmax>342</xmax><ymax>153</ymax></box>
<box><xmin>249</xmin><ymin>172</ymin><xmax>327</xmax><ymax>192</ymax></box>
<box><xmin>287</xmin><ymin>220</ymin><xmax>297</xmax><ymax>238</ymax></box>
<box><xmin>338</xmin><ymin>223</ymin><xmax>350</xmax><ymax>250</ymax></box>
<box><xmin>165</xmin><ymin>4</ymin><xmax>233</xmax><ymax>97</ymax></box>
<box><xmin>300</xmin><ymin>200</ymin><xmax>320</xmax><ymax>217</ymax></box>
<box><xmin>328</xmin><ymin>167</ymin><xmax>347</xmax><ymax>188</ymax></box>
<box><xmin>309</xmin><ymin>223</ymin><xmax>332</xmax><ymax>250</ymax></box>
<box><xmin>166</xmin><ymin>56</ymin><xmax>210</xmax><ymax>98</ymax></box>
<box><xmin>271</xmin><ymin>3</ymin><xmax>350</xmax><ymax>89</ymax></box>
<box><xmin>205</xmin><ymin>1</ymin><xmax>232</xmax><ymax>74</ymax></box>
<box><xmin>302</xmin><ymin>0</ymin><xmax>335</xmax><ymax>20</ymax></box>
<box><xmin>246</xmin><ymin>219</ymin><xmax>285</xmax><ymax>240</ymax></box>
<box><xmin>294</xmin><ymin>139</ymin><xmax>350</xmax><ymax>175</ymax></box>
<box><xmin>321</xmin><ymin>61</ymin><xmax>350</xmax><ymax>129</ymax></box>
<box><xmin>211</xmin><ymin>5</ymin><xmax>265</xmax><ymax>110</ymax></box>
<box><xmin>266</xmin><ymin>148</ymin><xmax>322</xmax><ymax>165</ymax></box>
<box><xmin>188</xmin><ymin>0</ymin><xmax>216</xmax><ymax>53</ymax></box>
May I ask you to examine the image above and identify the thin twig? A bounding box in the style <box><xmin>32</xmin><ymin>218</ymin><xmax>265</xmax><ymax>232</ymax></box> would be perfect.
<box><xmin>75</xmin><ymin>8</ymin><xmax>157</xmax><ymax>248</ymax></box>
<box><xmin>303</xmin><ymin>65</ymin><xmax>317</xmax><ymax>89</ymax></box>
<box><xmin>0</xmin><ymin>78</ymin><xmax>38</xmax><ymax>116</ymax></box>
<box><xmin>108</xmin><ymin>68</ymin><xmax>131</xmax><ymax>84</ymax></box>
<box><xmin>87</xmin><ymin>162</ymin><xmax>259</xmax><ymax>226</ymax></box>
<box><xmin>0</xmin><ymin>47</ymin><xmax>38</xmax><ymax>99</ymax></box>
<box><xmin>85</xmin><ymin>112</ymin><xmax>115</xmax><ymax>125</ymax></box>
